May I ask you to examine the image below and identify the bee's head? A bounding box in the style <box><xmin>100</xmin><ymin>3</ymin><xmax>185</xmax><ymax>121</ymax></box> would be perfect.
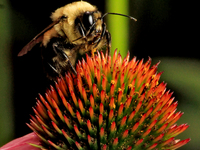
<box><xmin>74</xmin><ymin>11</ymin><xmax>103</xmax><ymax>39</ymax></box>
<box><xmin>73</xmin><ymin>11</ymin><xmax>137</xmax><ymax>43</ymax></box>
<box><xmin>83</xmin><ymin>11</ymin><xmax>103</xmax><ymax>35</ymax></box>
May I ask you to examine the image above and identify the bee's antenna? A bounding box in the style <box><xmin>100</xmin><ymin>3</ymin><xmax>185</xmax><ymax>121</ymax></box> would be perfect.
<box><xmin>101</xmin><ymin>12</ymin><xmax>137</xmax><ymax>21</ymax></box>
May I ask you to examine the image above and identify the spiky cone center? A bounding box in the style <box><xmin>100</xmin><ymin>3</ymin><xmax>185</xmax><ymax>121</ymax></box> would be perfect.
<box><xmin>28</xmin><ymin>50</ymin><xmax>190</xmax><ymax>150</ymax></box>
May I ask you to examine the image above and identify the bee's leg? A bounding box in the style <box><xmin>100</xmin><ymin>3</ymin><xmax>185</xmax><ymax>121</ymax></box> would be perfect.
<box><xmin>94</xmin><ymin>23</ymin><xmax>106</xmax><ymax>45</ymax></box>
<box><xmin>76</xmin><ymin>19</ymin><xmax>87</xmax><ymax>41</ymax></box>
<box><xmin>44</xmin><ymin>43</ymin><xmax>77</xmax><ymax>75</ymax></box>
<box><xmin>78</xmin><ymin>23</ymin><xmax>86</xmax><ymax>38</ymax></box>
<box><xmin>47</xmin><ymin>62</ymin><xmax>59</xmax><ymax>74</ymax></box>
<box><xmin>78</xmin><ymin>22</ymin><xmax>89</xmax><ymax>51</ymax></box>
<box><xmin>72</xmin><ymin>19</ymin><xmax>87</xmax><ymax>43</ymax></box>
<box><xmin>93</xmin><ymin>23</ymin><xmax>111</xmax><ymax>55</ymax></box>
<box><xmin>105</xmin><ymin>30</ymin><xmax>111</xmax><ymax>55</ymax></box>
<box><xmin>51</xmin><ymin>43</ymin><xmax>77</xmax><ymax>75</ymax></box>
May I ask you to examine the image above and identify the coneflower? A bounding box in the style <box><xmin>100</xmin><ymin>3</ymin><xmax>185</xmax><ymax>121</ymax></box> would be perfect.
<box><xmin>1</xmin><ymin>50</ymin><xmax>190</xmax><ymax>150</ymax></box>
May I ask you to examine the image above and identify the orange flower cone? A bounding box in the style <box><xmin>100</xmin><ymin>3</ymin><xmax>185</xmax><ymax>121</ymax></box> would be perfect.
<box><xmin>1</xmin><ymin>50</ymin><xmax>190</xmax><ymax>150</ymax></box>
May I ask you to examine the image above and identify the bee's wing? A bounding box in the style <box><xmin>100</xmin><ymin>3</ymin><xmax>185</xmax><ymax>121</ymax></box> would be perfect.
<box><xmin>18</xmin><ymin>20</ymin><xmax>60</xmax><ymax>56</ymax></box>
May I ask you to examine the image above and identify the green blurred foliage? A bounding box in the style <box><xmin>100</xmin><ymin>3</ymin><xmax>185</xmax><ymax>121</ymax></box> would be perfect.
<box><xmin>0</xmin><ymin>0</ymin><xmax>14</xmax><ymax>146</ymax></box>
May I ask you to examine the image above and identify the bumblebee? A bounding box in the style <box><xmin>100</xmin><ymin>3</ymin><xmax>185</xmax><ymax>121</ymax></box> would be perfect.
<box><xmin>18</xmin><ymin>1</ymin><xmax>136</xmax><ymax>80</ymax></box>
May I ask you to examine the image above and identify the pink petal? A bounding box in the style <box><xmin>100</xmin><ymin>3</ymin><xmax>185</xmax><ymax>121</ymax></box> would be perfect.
<box><xmin>0</xmin><ymin>132</ymin><xmax>41</xmax><ymax>150</ymax></box>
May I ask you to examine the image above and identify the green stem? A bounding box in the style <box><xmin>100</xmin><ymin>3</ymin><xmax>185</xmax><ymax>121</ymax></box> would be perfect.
<box><xmin>106</xmin><ymin>0</ymin><xmax>129</xmax><ymax>58</ymax></box>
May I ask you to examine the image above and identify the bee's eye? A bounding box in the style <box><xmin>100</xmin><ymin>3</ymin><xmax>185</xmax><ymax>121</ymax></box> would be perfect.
<box><xmin>88</xmin><ymin>15</ymin><xmax>93</xmax><ymax>25</ymax></box>
<box><xmin>82</xmin><ymin>12</ymin><xmax>94</xmax><ymax>31</ymax></box>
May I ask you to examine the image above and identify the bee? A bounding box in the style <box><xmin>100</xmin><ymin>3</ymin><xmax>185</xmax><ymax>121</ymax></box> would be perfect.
<box><xmin>18</xmin><ymin>1</ymin><xmax>136</xmax><ymax>80</ymax></box>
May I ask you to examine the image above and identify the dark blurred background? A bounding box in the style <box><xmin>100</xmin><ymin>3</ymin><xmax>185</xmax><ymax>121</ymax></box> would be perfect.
<box><xmin>0</xmin><ymin>0</ymin><xmax>198</xmax><ymax>149</ymax></box>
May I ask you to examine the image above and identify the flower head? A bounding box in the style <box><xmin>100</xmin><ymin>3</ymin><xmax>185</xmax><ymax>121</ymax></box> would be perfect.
<box><xmin>2</xmin><ymin>50</ymin><xmax>190</xmax><ymax>150</ymax></box>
